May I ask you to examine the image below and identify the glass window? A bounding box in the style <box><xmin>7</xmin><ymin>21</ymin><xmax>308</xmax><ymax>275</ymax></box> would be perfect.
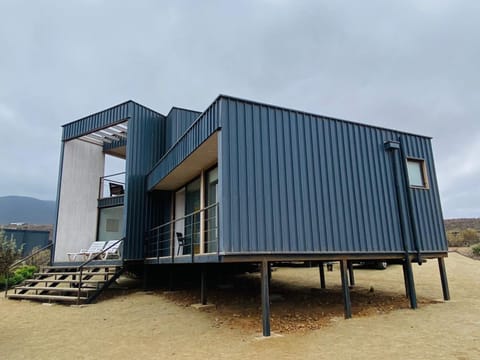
<box><xmin>98</xmin><ymin>206</ymin><xmax>124</xmax><ymax>241</ymax></box>
<box><xmin>205</xmin><ymin>166</ymin><xmax>218</xmax><ymax>253</ymax></box>
<box><xmin>185</xmin><ymin>177</ymin><xmax>201</xmax><ymax>254</ymax></box>
<box><xmin>407</xmin><ymin>159</ymin><xmax>428</xmax><ymax>188</ymax></box>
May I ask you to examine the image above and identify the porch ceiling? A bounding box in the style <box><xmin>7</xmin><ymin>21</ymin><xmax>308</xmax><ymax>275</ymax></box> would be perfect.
<box><xmin>153</xmin><ymin>132</ymin><xmax>218</xmax><ymax>191</ymax></box>
<box><xmin>79</xmin><ymin>121</ymin><xmax>128</xmax><ymax>158</ymax></box>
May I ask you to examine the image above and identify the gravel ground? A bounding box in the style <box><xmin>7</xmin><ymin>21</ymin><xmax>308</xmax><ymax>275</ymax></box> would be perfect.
<box><xmin>1</xmin><ymin>252</ymin><xmax>478</xmax><ymax>359</ymax></box>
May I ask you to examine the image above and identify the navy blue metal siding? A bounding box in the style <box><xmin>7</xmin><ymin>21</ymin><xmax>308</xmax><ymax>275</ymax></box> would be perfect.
<box><xmin>400</xmin><ymin>136</ymin><xmax>447</xmax><ymax>252</ymax></box>
<box><xmin>62</xmin><ymin>101</ymin><xmax>131</xmax><ymax>140</ymax></box>
<box><xmin>98</xmin><ymin>195</ymin><xmax>124</xmax><ymax>208</ymax></box>
<box><xmin>165</xmin><ymin>108</ymin><xmax>201</xmax><ymax>150</ymax></box>
<box><xmin>220</xmin><ymin>97</ymin><xmax>445</xmax><ymax>255</ymax></box>
<box><xmin>3</xmin><ymin>229</ymin><xmax>50</xmax><ymax>256</ymax></box>
<box><xmin>104</xmin><ymin>138</ymin><xmax>127</xmax><ymax>152</ymax></box>
<box><xmin>123</xmin><ymin>104</ymin><xmax>166</xmax><ymax>260</ymax></box>
<box><xmin>146</xmin><ymin>101</ymin><xmax>221</xmax><ymax>190</ymax></box>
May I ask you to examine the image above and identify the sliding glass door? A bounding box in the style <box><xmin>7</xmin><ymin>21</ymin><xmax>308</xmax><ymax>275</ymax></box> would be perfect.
<box><xmin>205</xmin><ymin>167</ymin><xmax>218</xmax><ymax>253</ymax></box>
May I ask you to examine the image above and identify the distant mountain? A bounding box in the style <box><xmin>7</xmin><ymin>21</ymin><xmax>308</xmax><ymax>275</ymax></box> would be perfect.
<box><xmin>0</xmin><ymin>196</ymin><xmax>56</xmax><ymax>225</ymax></box>
<box><xmin>444</xmin><ymin>218</ymin><xmax>480</xmax><ymax>232</ymax></box>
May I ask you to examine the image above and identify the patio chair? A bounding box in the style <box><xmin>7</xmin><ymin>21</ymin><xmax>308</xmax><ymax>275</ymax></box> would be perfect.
<box><xmin>109</xmin><ymin>182</ymin><xmax>124</xmax><ymax>196</ymax></box>
<box><xmin>101</xmin><ymin>239</ymin><xmax>122</xmax><ymax>260</ymax></box>
<box><xmin>67</xmin><ymin>241</ymin><xmax>107</xmax><ymax>261</ymax></box>
<box><xmin>176</xmin><ymin>232</ymin><xmax>186</xmax><ymax>255</ymax></box>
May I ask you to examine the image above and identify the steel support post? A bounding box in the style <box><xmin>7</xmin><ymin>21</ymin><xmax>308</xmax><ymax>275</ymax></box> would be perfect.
<box><xmin>319</xmin><ymin>262</ymin><xmax>326</xmax><ymax>289</ymax></box>
<box><xmin>438</xmin><ymin>257</ymin><xmax>450</xmax><ymax>301</ymax></box>
<box><xmin>200</xmin><ymin>265</ymin><xmax>207</xmax><ymax>305</ymax></box>
<box><xmin>402</xmin><ymin>262</ymin><xmax>410</xmax><ymax>298</ymax></box>
<box><xmin>348</xmin><ymin>261</ymin><xmax>355</xmax><ymax>286</ymax></box>
<box><xmin>404</xmin><ymin>256</ymin><xmax>417</xmax><ymax>309</ymax></box>
<box><xmin>340</xmin><ymin>260</ymin><xmax>352</xmax><ymax>319</ymax></box>
<box><xmin>261</xmin><ymin>260</ymin><xmax>271</xmax><ymax>336</ymax></box>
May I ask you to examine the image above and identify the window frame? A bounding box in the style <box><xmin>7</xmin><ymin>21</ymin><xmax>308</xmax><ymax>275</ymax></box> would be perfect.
<box><xmin>406</xmin><ymin>157</ymin><xmax>429</xmax><ymax>189</ymax></box>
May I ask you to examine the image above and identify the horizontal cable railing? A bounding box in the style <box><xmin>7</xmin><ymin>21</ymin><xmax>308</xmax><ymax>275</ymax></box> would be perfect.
<box><xmin>145</xmin><ymin>202</ymin><xmax>219</xmax><ymax>261</ymax></box>
<box><xmin>99</xmin><ymin>171</ymin><xmax>126</xmax><ymax>199</ymax></box>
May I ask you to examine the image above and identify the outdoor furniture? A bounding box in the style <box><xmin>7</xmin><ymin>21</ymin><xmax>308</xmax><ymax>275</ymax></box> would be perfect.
<box><xmin>109</xmin><ymin>182</ymin><xmax>124</xmax><ymax>196</ymax></box>
<box><xmin>176</xmin><ymin>232</ymin><xmax>185</xmax><ymax>255</ymax></box>
<box><xmin>67</xmin><ymin>241</ymin><xmax>107</xmax><ymax>261</ymax></box>
<box><xmin>101</xmin><ymin>239</ymin><xmax>122</xmax><ymax>260</ymax></box>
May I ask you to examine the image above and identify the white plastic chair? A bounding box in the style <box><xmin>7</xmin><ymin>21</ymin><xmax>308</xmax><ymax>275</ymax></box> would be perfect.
<box><xmin>67</xmin><ymin>241</ymin><xmax>107</xmax><ymax>261</ymax></box>
<box><xmin>101</xmin><ymin>240</ymin><xmax>122</xmax><ymax>260</ymax></box>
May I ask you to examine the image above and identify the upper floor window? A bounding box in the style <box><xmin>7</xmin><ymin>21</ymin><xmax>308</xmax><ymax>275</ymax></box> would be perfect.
<box><xmin>406</xmin><ymin>158</ymin><xmax>429</xmax><ymax>189</ymax></box>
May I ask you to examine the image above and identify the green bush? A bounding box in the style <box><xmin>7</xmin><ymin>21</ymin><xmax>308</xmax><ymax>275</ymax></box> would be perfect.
<box><xmin>0</xmin><ymin>230</ymin><xmax>23</xmax><ymax>275</ymax></box>
<box><xmin>0</xmin><ymin>265</ymin><xmax>38</xmax><ymax>288</ymax></box>
<box><xmin>472</xmin><ymin>244</ymin><xmax>480</xmax><ymax>256</ymax></box>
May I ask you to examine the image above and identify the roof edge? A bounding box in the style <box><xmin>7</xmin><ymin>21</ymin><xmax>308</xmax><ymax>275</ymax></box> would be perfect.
<box><xmin>217</xmin><ymin>94</ymin><xmax>433</xmax><ymax>140</ymax></box>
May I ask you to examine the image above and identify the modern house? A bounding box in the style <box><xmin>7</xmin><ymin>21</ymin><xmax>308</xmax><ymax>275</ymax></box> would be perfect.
<box><xmin>20</xmin><ymin>95</ymin><xmax>452</xmax><ymax>335</ymax></box>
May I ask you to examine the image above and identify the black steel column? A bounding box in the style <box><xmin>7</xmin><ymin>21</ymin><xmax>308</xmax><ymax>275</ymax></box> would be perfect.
<box><xmin>348</xmin><ymin>261</ymin><xmax>355</xmax><ymax>286</ymax></box>
<box><xmin>168</xmin><ymin>266</ymin><xmax>174</xmax><ymax>291</ymax></box>
<box><xmin>404</xmin><ymin>256</ymin><xmax>417</xmax><ymax>309</ymax></box>
<box><xmin>261</xmin><ymin>260</ymin><xmax>271</xmax><ymax>336</ymax></box>
<box><xmin>340</xmin><ymin>260</ymin><xmax>352</xmax><ymax>319</ymax></box>
<box><xmin>268</xmin><ymin>262</ymin><xmax>272</xmax><ymax>284</ymax></box>
<box><xmin>402</xmin><ymin>262</ymin><xmax>410</xmax><ymax>298</ymax></box>
<box><xmin>200</xmin><ymin>265</ymin><xmax>207</xmax><ymax>305</ymax></box>
<box><xmin>319</xmin><ymin>262</ymin><xmax>326</xmax><ymax>289</ymax></box>
<box><xmin>438</xmin><ymin>257</ymin><xmax>450</xmax><ymax>301</ymax></box>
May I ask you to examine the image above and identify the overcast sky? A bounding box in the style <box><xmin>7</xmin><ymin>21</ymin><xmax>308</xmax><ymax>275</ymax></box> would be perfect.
<box><xmin>0</xmin><ymin>0</ymin><xmax>478</xmax><ymax>219</ymax></box>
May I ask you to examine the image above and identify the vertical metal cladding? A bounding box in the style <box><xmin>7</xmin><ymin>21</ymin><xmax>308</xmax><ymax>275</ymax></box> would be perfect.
<box><xmin>146</xmin><ymin>100</ymin><xmax>221</xmax><ymax>189</ymax></box>
<box><xmin>123</xmin><ymin>103</ymin><xmax>166</xmax><ymax>260</ymax></box>
<box><xmin>62</xmin><ymin>101</ymin><xmax>131</xmax><ymax>140</ymax></box>
<box><xmin>400</xmin><ymin>135</ymin><xmax>448</xmax><ymax>252</ymax></box>
<box><xmin>219</xmin><ymin>96</ymin><xmax>446</xmax><ymax>255</ymax></box>
<box><xmin>165</xmin><ymin>108</ymin><xmax>202</xmax><ymax>150</ymax></box>
<box><xmin>3</xmin><ymin>229</ymin><xmax>50</xmax><ymax>256</ymax></box>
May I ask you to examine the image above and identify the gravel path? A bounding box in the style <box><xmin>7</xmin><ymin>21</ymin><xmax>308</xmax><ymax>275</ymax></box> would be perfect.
<box><xmin>1</xmin><ymin>253</ymin><xmax>478</xmax><ymax>359</ymax></box>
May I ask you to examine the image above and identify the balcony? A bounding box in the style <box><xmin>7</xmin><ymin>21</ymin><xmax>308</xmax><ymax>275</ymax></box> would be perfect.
<box><xmin>98</xmin><ymin>172</ymin><xmax>125</xmax><ymax>208</ymax></box>
<box><xmin>145</xmin><ymin>202</ymin><xmax>219</xmax><ymax>263</ymax></box>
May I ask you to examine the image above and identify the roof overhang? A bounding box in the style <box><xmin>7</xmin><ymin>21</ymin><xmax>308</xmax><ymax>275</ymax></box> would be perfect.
<box><xmin>151</xmin><ymin>132</ymin><xmax>218</xmax><ymax>191</ymax></box>
<box><xmin>78</xmin><ymin>121</ymin><xmax>128</xmax><ymax>158</ymax></box>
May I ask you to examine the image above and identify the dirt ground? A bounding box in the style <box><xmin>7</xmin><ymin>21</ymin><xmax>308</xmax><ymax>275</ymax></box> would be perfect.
<box><xmin>1</xmin><ymin>252</ymin><xmax>479</xmax><ymax>359</ymax></box>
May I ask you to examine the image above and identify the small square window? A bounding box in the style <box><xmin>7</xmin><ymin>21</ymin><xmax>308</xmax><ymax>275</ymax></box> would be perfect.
<box><xmin>406</xmin><ymin>159</ymin><xmax>428</xmax><ymax>188</ymax></box>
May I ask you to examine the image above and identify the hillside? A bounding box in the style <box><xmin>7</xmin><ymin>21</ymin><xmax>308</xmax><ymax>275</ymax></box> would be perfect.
<box><xmin>0</xmin><ymin>196</ymin><xmax>55</xmax><ymax>225</ymax></box>
<box><xmin>444</xmin><ymin>218</ymin><xmax>480</xmax><ymax>232</ymax></box>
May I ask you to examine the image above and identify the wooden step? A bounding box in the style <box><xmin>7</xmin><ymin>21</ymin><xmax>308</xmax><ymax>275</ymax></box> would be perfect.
<box><xmin>34</xmin><ymin>271</ymin><xmax>116</xmax><ymax>276</ymax></box>
<box><xmin>42</xmin><ymin>265</ymin><xmax>121</xmax><ymax>271</ymax></box>
<box><xmin>7</xmin><ymin>294</ymin><xmax>88</xmax><ymax>302</ymax></box>
<box><xmin>24</xmin><ymin>279</ymin><xmax>107</xmax><ymax>284</ymax></box>
<box><xmin>14</xmin><ymin>286</ymin><xmax>97</xmax><ymax>293</ymax></box>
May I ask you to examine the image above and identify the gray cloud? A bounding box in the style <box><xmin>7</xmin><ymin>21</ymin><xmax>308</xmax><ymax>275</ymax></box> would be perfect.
<box><xmin>0</xmin><ymin>0</ymin><xmax>478</xmax><ymax>218</ymax></box>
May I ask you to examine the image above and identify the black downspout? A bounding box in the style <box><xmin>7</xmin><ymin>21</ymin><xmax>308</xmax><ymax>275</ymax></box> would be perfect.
<box><xmin>385</xmin><ymin>140</ymin><xmax>418</xmax><ymax>309</ymax></box>
<box><xmin>398</xmin><ymin>136</ymin><xmax>423</xmax><ymax>265</ymax></box>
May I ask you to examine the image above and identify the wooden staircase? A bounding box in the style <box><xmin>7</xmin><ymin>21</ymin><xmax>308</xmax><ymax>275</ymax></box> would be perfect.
<box><xmin>7</xmin><ymin>265</ymin><xmax>123</xmax><ymax>304</ymax></box>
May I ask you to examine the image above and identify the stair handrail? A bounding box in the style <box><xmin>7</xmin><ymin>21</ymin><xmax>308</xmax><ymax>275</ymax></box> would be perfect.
<box><xmin>76</xmin><ymin>238</ymin><xmax>124</xmax><ymax>304</ymax></box>
<box><xmin>4</xmin><ymin>242</ymin><xmax>53</xmax><ymax>297</ymax></box>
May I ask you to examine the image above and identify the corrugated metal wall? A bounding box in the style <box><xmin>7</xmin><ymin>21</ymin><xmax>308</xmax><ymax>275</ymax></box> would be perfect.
<box><xmin>165</xmin><ymin>108</ymin><xmax>201</xmax><ymax>150</ymax></box>
<box><xmin>3</xmin><ymin>229</ymin><xmax>50</xmax><ymax>256</ymax></box>
<box><xmin>147</xmin><ymin>101</ymin><xmax>221</xmax><ymax>190</ymax></box>
<box><xmin>123</xmin><ymin>104</ymin><xmax>166</xmax><ymax>260</ymax></box>
<box><xmin>219</xmin><ymin>96</ymin><xmax>446</xmax><ymax>255</ymax></box>
<box><xmin>62</xmin><ymin>101</ymin><xmax>131</xmax><ymax>140</ymax></box>
<box><xmin>399</xmin><ymin>135</ymin><xmax>447</xmax><ymax>252</ymax></box>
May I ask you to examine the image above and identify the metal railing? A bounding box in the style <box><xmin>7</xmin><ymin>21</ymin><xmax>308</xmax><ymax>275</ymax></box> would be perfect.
<box><xmin>145</xmin><ymin>202</ymin><xmax>219</xmax><ymax>261</ymax></box>
<box><xmin>76</xmin><ymin>238</ymin><xmax>124</xmax><ymax>304</ymax></box>
<box><xmin>99</xmin><ymin>171</ymin><xmax>126</xmax><ymax>199</ymax></box>
<box><xmin>4</xmin><ymin>242</ymin><xmax>53</xmax><ymax>297</ymax></box>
